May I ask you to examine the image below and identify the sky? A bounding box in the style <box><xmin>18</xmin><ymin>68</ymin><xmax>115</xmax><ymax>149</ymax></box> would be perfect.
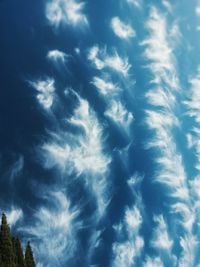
<box><xmin>0</xmin><ymin>0</ymin><xmax>200</xmax><ymax>266</ymax></box>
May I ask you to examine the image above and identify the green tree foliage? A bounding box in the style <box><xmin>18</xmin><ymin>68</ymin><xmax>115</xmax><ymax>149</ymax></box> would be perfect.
<box><xmin>0</xmin><ymin>213</ymin><xmax>15</xmax><ymax>267</ymax></box>
<box><xmin>25</xmin><ymin>242</ymin><xmax>36</xmax><ymax>267</ymax></box>
<box><xmin>13</xmin><ymin>238</ymin><xmax>25</xmax><ymax>267</ymax></box>
<box><xmin>0</xmin><ymin>213</ymin><xmax>35</xmax><ymax>267</ymax></box>
<box><xmin>0</xmin><ymin>253</ymin><xmax>4</xmax><ymax>267</ymax></box>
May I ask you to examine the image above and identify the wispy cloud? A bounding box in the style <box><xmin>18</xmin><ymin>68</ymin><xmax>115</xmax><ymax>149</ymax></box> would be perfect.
<box><xmin>47</xmin><ymin>49</ymin><xmax>69</xmax><ymax>63</ymax></box>
<box><xmin>40</xmin><ymin>92</ymin><xmax>111</xmax><ymax>217</ymax></box>
<box><xmin>91</xmin><ymin>76</ymin><xmax>119</xmax><ymax>96</ymax></box>
<box><xmin>9</xmin><ymin>155</ymin><xmax>24</xmax><ymax>180</ymax></box>
<box><xmin>143</xmin><ymin>7</ymin><xmax>197</xmax><ymax>266</ymax></box>
<box><xmin>110</xmin><ymin>17</ymin><xmax>136</xmax><ymax>40</ymax></box>
<box><xmin>46</xmin><ymin>0</ymin><xmax>88</xmax><ymax>28</ymax></box>
<box><xmin>150</xmin><ymin>215</ymin><xmax>173</xmax><ymax>251</ymax></box>
<box><xmin>29</xmin><ymin>77</ymin><xmax>56</xmax><ymax>110</ymax></box>
<box><xmin>141</xmin><ymin>7</ymin><xmax>179</xmax><ymax>89</ymax></box>
<box><xmin>143</xmin><ymin>256</ymin><xmax>164</xmax><ymax>267</ymax></box>
<box><xmin>112</xmin><ymin>176</ymin><xmax>144</xmax><ymax>267</ymax></box>
<box><xmin>104</xmin><ymin>100</ymin><xmax>134</xmax><ymax>133</ymax></box>
<box><xmin>23</xmin><ymin>191</ymin><xmax>80</xmax><ymax>266</ymax></box>
<box><xmin>184</xmin><ymin>69</ymin><xmax>200</xmax><ymax>169</ymax></box>
<box><xmin>127</xmin><ymin>0</ymin><xmax>142</xmax><ymax>9</ymax></box>
<box><xmin>88</xmin><ymin>46</ymin><xmax>131</xmax><ymax>77</ymax></box>
<box><xmin>6</xmin><ymin>207</ymin><xmax>23</xmax><ymax>227</ymax></box>
<box><xmin>162</xmin><ymin>0</ymin><xmax>173</xmax><ymax>13</ymax></box>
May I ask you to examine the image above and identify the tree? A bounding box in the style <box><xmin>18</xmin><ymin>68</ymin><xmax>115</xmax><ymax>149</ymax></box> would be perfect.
<box><xmin>0</xmin><ymin>253</ymin><xmax>4</xmax><ymax>267</ymax></box>
<box><xmin>0</xmin><ymin>213</ymin><xmax>15</xmax><ymax>267</ymax></box>
<box><xmin>25</xmin><ymin>242</ymin><xmax>35</xmax><ymax>267</ymax></box>
<box><xmin>13</xmin><ymin>237</ymin><xmax>25</xmax><ymax>267</ymax></box>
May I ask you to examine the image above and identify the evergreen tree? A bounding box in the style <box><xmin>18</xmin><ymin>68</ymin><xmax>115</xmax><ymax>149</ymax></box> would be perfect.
<box><xmin>25</xmin><ymin>242</ymin><xmax>35</xmax><ymax>267</ymax></box>
<box><xmin>13</xmin><ymin>237</ymin><xmax>25</xmax><ymax>267</ymax></box>
<box><xmin>0</xmin><ymin>253</ymin><xmax>4</xmax><ymax>267</ymax></box>
<box><xmin>0</xmin><ymin>213</ymin><xmax>15</xmax><ymax>267</ymax></box>
<box><xmin>12</xmin><ymin>237</ymin><xmax>17</xmax><ymax>265</ymax></box>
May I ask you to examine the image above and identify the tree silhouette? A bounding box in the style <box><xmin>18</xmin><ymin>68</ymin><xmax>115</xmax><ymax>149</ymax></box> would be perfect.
<box><xmin>0</xmin><ymin>213</ymin><xmax>15</xmax><ymax>267</ymax></box>
<box><xmin>25</xmin><ymin>241</ymin><xmax>36</xmax><ymax>267</ymax></box>
<box><xmin>0</xmin><ymin>213</ymin><xmax>36</xmax><ymax>267</ymax></box>
<box><xmin>13</xmin><ymin>237</ymin><xmax>25</xmax><ymax>267</ymax></box>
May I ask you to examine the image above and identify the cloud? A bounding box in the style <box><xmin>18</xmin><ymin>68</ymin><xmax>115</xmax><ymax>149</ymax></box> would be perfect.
<box><xmin>143</xmin><ymin>8</ymin><xmax>198</xmax><ymax>265</ymax></box>
<box><xmin>112</xmin><ymin>239</ymin><xmax>143</xmax><ymax>267</ymax></box>
<box><xmin>104</xmin><ymin>100</ymin><xmax>134</xmax><ymax>133</ymax></box>
<box><xmin>29</xmin><ymin>77</ymin><xmax>56</xmax><ymax>110</ymax></box>
<box><xmin>110</xmin><ymin>17</ymin><xmax>136</xmax><ymax>39</ymax></box>
<box><xmin>40</xmin><ymin>92</ymin><xmax>111</xmax><ymax>217</ymax></box>
<box><xmin>6</xmin><ymin>207</ymin><xmax>23</xmax><ymax>227</ymax></box>
<box><xmin>88</xmin><ymin>46</ymin><xmax>131</xmax><ymax>77</ymax></box>
<box><xmin>91</xmin><ymin>76</ymin><xmax>119</xmax><ymax>96</ymax></box>
<box><xmin>112</xmin><ymin>177</ymin><xmax>144</xmax><ymax>267</ymax></box>
<box><xmin>24</xmin><ymin>191</ymin><xmax>80</xmax><ymax>266</ymax></box>
<box><xmin>47</xmin><ymin>49</ymin><xmax>69</xmax><ymax>63</ymax></box>
<box><xmin>184</xmin><ymin>69</ymin><xmax>200</xmax><ymax>171</ymax></box>
<box><xmin>145</xmin><ymin>87</ymin><xmax>175</xmax><ymax>109</ymax></box>
<box><xmin>162</xmin><ymin>0</ymin><xmax>173</xmax><ymax>13</ymax></box>
<box><xmin>125</xmin><ymin>206</ymin><xmax>142</xmax><ymax>235</ymax></box>
<box><xmin>143</xmin><ymin>256</ymin><xmax>164</xmax><ymax>267</ymax></box>
<box><xmin>150</xmin><ymin>215</ymin><xmax>173</xmax><ymax>251</ymax></box>
<box><xmin>184</xmin><ymin>69</ymin><xmax>200</xmax><ymax>124</ymax></box>
<box><xmin>178</xmin><ymin>235</ymin><xmax>198</xmax><ymax>267</ymax></box>
<box><xmin>9</xmin><ymin>155</ymin><xmax>24</xmax><ymax>180</ymax></box>
<box><xmin>46</xmin><ymin>0</ymin><xmax>88</xmax><ymax>28</ymax></box>
<box><xmin>141</xmin><ymin>7</ymin><xmax>179</xmax><ymax>89</ymax></box>
<box><xmin>196</xmin><ymin>6</ymin><xmax>200</xmax><ymax>16</ymax></box>
<box><xmin>127</xmin><ymin>0</ymin><xmax>142</xmax><ymax>8</ymax></box>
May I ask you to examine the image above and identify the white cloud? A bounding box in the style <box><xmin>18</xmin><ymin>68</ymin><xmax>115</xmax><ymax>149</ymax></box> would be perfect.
<box><xmin>196</xmin><ymin>6</ymin><xmax>200</xmax><ymax>16</ymax></box>
<box><xmin>184</xmin><ymin>69</ymin><xmax>200</xmax><ymax>124</ymax></box>
<box><xmin>143</xmin><ymin>256</ymin><xmax>164</xmax><ymax>267</ymax></box>
<box><xmin>91</xmin><ymin>76</ymin><xmax>119</xmax><ymax>95</ymax></box>
<box><xmin>9</xmin><ymin>155</ymin><xmax>24</xmax><ymax>180</ymax></box>
<box><xmin>146</xmin><ymin>87</ymin><xmax>175</xmax><ymax>109</ymax></box>
<box><xmin>40</xmin><ymin>93</ymin><xmax>111</xmax><ymax>217</ymax></box>
<box><xmin>29</xmin><ymin>78</ymin><xmax>56</xmax><ymax>110</ymax></box>
<box><xmin>46</xmin><ymin>0</ymin><xmax>88</xmax><ymax>27</ymax></box>
<box><xmin>143</xmin><ymin>8</ymin><xmax>190</xmax><ymax>204</ymax></box>
<box><xmin>178</xmin><ymin>235</ymin><xmax>198</xmax><ymax>267</ymax></box>
<box><xmin>111</xmin><ymin>17</ymin><xmax>135</xmax><ymax>39</ymax></box>
<box><xmin>88</xmin><ymin>46</ymin><xmax>131</xmax><ymax>77</ymax></box>
<box><xmin>143</xmin><ymin>8</ymin><xmax>199</xmax><ymax>267</ymax></box>
<box><xmin>141</xmin><ymin>7</ymin><xmax>179</xmax><ymax>89</ymax></box>
<box><xmin>184</xmin><ymin>70</ymin><xmax>200</xmax><ymax>173</ymax></box>
<box><xmin>112</xmin><ymin>180</ymin><xmax>144</xmax><ymax>267</ymax></box>
<box><xmin>47</xmin><ymin>49</ymin><xmax>68</xmax><ymax>63</ymax></box>
<box><xmin>162</xmin><ymin>0</ymin><xmax>173</xmax><ymax>13</ymax></box>
<box><xmin>104</xmin><ymin>100</ymin><xmax>134</xmax><ymax>131</ymax></box>
<box><xmin>150</xmin><ymin>215</ymin><xmax>173</xmax><ymax>251</ymax></box>
<box><xmin>24</xmin><ymin>191</ymin><xmax>80</xmax><ymax>266</ymax></box>
<box><xmin>127</xmin><ymin>0</ymin><xmax>142</xmax><ymax>8</ymax></box>
<box><xmin>7</xmin><ymin>208</ymin><xmax>23</xmax><ymax>227</ymax></box>
<box><xmin>125</xmin><ymin>206</ymin><xmax>142</xmax><ymax>235</ymax></box>
<box><xmin>112</xmin><ymin>239</ymin><xmax>143</xmax><ymax>267</ymax></box>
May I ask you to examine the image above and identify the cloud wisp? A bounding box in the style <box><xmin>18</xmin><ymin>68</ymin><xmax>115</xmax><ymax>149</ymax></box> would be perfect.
<box><xmin>143</xmin><ymin>7</ymin><xmax>197</xmax><ymax>266</ymax></box>
<box><xmin>29</xmin><ymin>77</ymin><xmax>56</xmax><ymax>110</ymax></box>
<box><xmin>112</xmin><ymin>176</ymin><xmax>144</xmax><ymax>267</ymax></box>
<box><xmin>23</xmin><ymin>191</ymin><xmax>81</xmax><ymax>267</ymax></box>
<box><xmin>40</xmin><ymin>92</ymin><xmax>111</xmax><ymax>217</ymax></box>
<box><xmin>88</xmin><ymin>46</ymin><xmax>131</xmax><ymax>77</ymax></box>
<box><xmin>46</xmin><ymin>0</ymin><xmax>88</xmax><ymax>28</ymax></box>
<box><xmin>110</xmin><ymin>17</ymin><xmax>136</xmax><ymax>40</ymax></box>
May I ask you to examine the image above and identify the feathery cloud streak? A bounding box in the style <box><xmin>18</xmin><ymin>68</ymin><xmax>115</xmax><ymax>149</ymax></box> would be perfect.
<box><xmin>111</xmin><ymin>17</ymin><xmax>136</xmax><ymax>40</ymax></box>
<box><xmin>46</xmin><ymin>0</ymin><xmax>88</xmax><ymax>27</ymax></box>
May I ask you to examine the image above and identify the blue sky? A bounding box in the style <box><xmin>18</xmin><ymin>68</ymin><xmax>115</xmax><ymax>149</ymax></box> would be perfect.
<box><xmin>0</xmin><ymin>0</ymin><xmax>200</xmax><ymax>266</ymax></box>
